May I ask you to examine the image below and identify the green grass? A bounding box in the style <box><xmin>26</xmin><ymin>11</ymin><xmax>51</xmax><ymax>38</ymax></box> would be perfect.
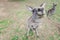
<box><xmin>8</xmin><ymin>0</ymin><xmax>26</xmax><ymax>2</ymax></box>
<box><xmin>54</xmin><ymin>32</ymin><xmax>60</xmax><ymax>39</ymax></box>
<box><xmin>21</xmin><ymin>29</ymin><xmax>34</xmax><ymax>40</ymax></box>
<box><xmin>0</xmin><ymin>20</ymin><xmax>9</xmax><ymax>26</ymax></box>
<box><xmin>22</xmin><ymin>34</ymin><xmax>28</xmax><ymax>40</ymax></box>
<box><xmin>0</xmin><ymin>0</ymin><xmax>60</xmax><ymax>40</ymax></box>
<box><xmin>16</xmin><ymin>11</ymin><xmax>31</xmax><ymax>19</ymax></box>
<box><xmin>49</xmin><ymin>35</ymin><xmax>54</xmax><ymax>40</ymax></box>
<box><xmin>29</xmin><ymin>29</ymin><xmax>34</xmax><ymax>36</ymax></box>
<box><xmin>11</xmin><ymin>35</ymin><xmax>19</xmax><ymax>40</ymax></box>
<box><xmin>0</xmin><ymin>19</ymin><xmax>9</xmax><ymax>31</ymax></box>
<box><xmin>0</xmin><ymin>19</ymin><xmax>14</xmax><ymax>30</ymax></box>
<box><xmin>47</xmin><ymin>31</ymin><xmax>60</xmax><ymax>40</ymax></box>
<box><xmin>0</xmin><ymin>19</ymin><xmax>14</xmax><ymax>34</ymax></box>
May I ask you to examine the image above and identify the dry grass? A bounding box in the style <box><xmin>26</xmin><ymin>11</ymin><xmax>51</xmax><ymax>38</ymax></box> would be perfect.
<box><xmin>0</xmin><ymin>0</ymin><xmax>60</xmax><ymax>40</ymax></box>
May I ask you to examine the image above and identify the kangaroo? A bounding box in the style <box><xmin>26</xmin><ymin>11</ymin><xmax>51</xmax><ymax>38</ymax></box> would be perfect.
<box><xmin>47</xmin><ymin>3</ymin><xmax>57</xmax><ymax>16</ymax></box>
<box><xmin>26</xmin><ymin>3</ymin><xmax>46</xmax><ymax>37</ymax></box>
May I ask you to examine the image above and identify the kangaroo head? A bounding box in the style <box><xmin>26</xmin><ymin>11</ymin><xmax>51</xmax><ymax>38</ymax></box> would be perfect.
<box><xmin>27</xmin><ymin>3</ymin><xmax>46</xmax><ymax>17</ymax></box>
<box><xmin>53</xmin><ymin>3</ymin><xmax>57</xmax><ymax>7</ymax></box>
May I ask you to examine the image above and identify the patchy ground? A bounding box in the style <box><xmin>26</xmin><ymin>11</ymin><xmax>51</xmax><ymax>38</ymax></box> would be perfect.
<box><xmin>0</xmin><ymin>0</ymin><xmax>60</xmax><ymax>40</ymax></box>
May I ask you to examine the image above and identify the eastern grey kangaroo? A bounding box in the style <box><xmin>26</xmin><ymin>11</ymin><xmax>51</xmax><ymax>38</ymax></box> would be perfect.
<box><xmin>26</xmin><ymin>3</ymin><xmax>46</xmax><ymax>37</ymax></box>
<box><xmin>47</xmin><ymin>3</ymin><xmax>57</xmax><ymax>16</ymax></box>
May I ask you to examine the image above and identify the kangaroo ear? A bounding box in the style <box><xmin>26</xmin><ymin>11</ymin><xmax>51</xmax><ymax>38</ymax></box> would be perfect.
<box><xmin>40</xmin><ymin>2</ymin><xmax>46</xmax><ymax>8</ymax></box>
<box><xmin>26</xmin><ymin>5</ymin><xmax>33</xmax><ymax>11</ymax></box>
<box><xmin>53</xmin><ymin>3</ymin><xmax>57</xmax><ymax>6</ymax></box>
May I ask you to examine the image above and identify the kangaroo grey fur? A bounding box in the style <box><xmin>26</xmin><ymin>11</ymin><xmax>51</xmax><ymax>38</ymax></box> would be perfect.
<box><xmin>47</xmin><ymin>3</ymin><xmax>57</xmax><ymax>16</ymax></box>
<box><xmin>27</xmin><ymin>3</ymin><xmax>46</xmax><ymax>37</ymax></box>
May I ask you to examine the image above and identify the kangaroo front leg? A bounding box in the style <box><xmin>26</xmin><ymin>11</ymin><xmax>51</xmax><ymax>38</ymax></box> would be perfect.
<box><xmin>27</xmin><ymin>27</ymin><xmax>30</xmax><ymax>36</ymax></box>
<box><xmin>35</xmin><ymin>29</ymin><xmax>39</xmax><ymax>38</ymax></box>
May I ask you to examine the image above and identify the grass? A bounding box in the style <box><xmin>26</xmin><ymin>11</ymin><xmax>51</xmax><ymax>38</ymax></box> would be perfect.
<box><xmin>8</xmin><ymin>0</ymin><xmax>26</xmax><ymax>2</ymax></box>
<box><xmin>22</xmin><ymin>33</ymin><xmax>28</xmax><ymax>40</ymax></box>
<box><xmin>49</xmin><ymin>36</ymin><xmax>54</xmax><ymax>40</ymax></box>
<box><xmin>0</xmin><ymin>20</ymin><xmax>9</xmax><ymax>26</ymax></box>
<box><xmin>0</xmin><ymin>19</ymin><xmax>10</xmax><ymax>31</ymax></box>
<box><xmin>0</xmin><ymin>19</ymin><xmax>14</xmax><ymax>29</ymax></box>
<box><xmin>54</xmin><ymin>32</ymin><xmax>60</xmax><ymax>40</ymax></box>
<box><xmin>16</xmin><ymin>11</ymin><xmax>31</xmax><ymax>19</ymax></box>
<box><xmin>0</xmin><ymin>0</ymin><xmax>60</xmax><ymax>40</ymax></box>
<box><xmin>29</xmin><ymin>29</ymin><xmax>34</xmax><ymax>36</ymax></box>
<box><xmin>21</xmin><ymin>29</ymin><xmax>34</xmax><ymax>40</ymax></box>
<box><xmin>11</xmin><ymin>35</ymin><xmax>19</xmax><ymax>40</ymax></box>
<box><xmin>0</xmin><ymin>19</ymin><xmax>14</xmax><ymax>35</ymax></box>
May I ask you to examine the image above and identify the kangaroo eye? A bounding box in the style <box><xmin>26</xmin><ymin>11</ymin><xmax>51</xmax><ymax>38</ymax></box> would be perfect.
<box><xmin>38</xmin><ymin>9</ymin><xmax>41</xmax><ymax>11</ymax></box>
<box><xmin>32</xmin><ymin>9</ymin><xmax>37</xmax><ymax>12</ymax></box>
<box><xmin>32</xmin><ymin>10</ymin><xmax>34</xmax><ymax>12</ymax></box>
